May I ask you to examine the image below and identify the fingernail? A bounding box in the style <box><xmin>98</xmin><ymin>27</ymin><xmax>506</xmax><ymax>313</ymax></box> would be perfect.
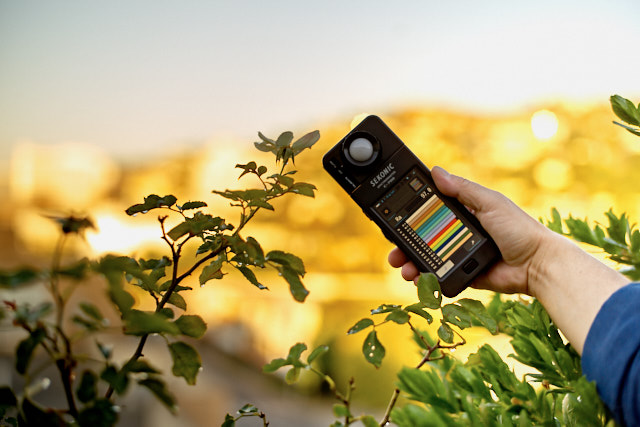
<box><xmin>433</xmin><ymin>166</ymin><xmax>450</xmax><ymax>177</ymax></box>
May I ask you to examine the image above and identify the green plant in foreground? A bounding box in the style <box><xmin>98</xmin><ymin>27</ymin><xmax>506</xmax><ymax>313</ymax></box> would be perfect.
<box><xmin>0</xmin><ymin>130</ymin><xmax>319</xmax><ymax>426</ymax></box>
<box><xmin>229</xmin><ymin>95</ymin><xmax>639</xmax><ymax>427</ymax></box>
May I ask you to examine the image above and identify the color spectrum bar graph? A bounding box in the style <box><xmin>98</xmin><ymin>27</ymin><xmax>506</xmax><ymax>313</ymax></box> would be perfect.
<box><xmin>405</xmin><ymin>194</ymin><xmax>472</xmax><ymax>261</ymax></box>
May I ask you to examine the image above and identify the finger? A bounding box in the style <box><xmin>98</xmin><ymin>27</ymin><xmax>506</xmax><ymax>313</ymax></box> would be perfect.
<box><xmin>431</xmin><ymin>166</ymin><xmax>503</xmax><ymax>216</ymax></box>
<box><xmin>388</xmin><ymin>247</ymin><xmax>408</xmax><ymax>268</ymax></box>
<box><xmin>400</xmin><ymin>261</ymin><xmax>420</xmax><ymax>282</ymax></box>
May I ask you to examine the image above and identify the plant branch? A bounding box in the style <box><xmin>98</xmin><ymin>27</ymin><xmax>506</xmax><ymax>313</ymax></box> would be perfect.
<box><xmin>48</xmin><ymin>234</ymin><xmax>79</xmax><ymax>417</ymax></box>
<box><xmin>380</xmin><ymin>388</ymin><xmax>400</xmax><ymax>426</ymax></box>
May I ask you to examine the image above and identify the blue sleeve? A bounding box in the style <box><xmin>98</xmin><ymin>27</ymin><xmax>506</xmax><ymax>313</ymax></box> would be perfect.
<box><xmin>582</xmin><ymin>282</ymin><xmax>640</xmax><ymax>427</ymax></box>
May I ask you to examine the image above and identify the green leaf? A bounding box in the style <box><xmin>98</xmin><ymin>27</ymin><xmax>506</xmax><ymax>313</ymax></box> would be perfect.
<box><xmin>263</xmin><ymin>358</ymin><xmax>288</xmax><ymax>373</ymax></box>
<box><xmin>168</xmin><ymin>213</ymin><xmax>226</xmax><ymax>240</ymax></box>
<box><xmin>79</xmin><ymin>302</ymin><xmax>104</xmax><ymax>322</ymax></box>
<box><xmin>122</xmin><ymin>310</ymin><xmax>181</xmax><ymax>336</ymax></box>
<box><xmin>362</xmin><ymin>330</ymin><xmax>385</xmax><ymax>368</ymax></box>
<box><xmin>236</xmin><ymin>161</ymin><xmax>258</xmax><ymax>179</ymax></box>
<box><xmin>386</xmin><ymin>309</ymin><xmax>410</xmax><ymax>324</ymax></box>
<box><xmin>404</xmin><ymin>303</ymin><xmax>434</xmax><ymax>324</ymax></box>
<box><xmin>221</xmin><ymin>414</ymin><xmax>236</xmax><ymax>427</ymax></box>
<box><xmin>238</xmin><ymin>403</ymin><xmax>259</xmax><ymax>414</ymax></box>
<box><xmin>57</xmin><ymin>258</ymin><xmax>90</xmax><ymax>279</ymax></box>
<box><xmin>77</xmin><ymin>399</ymin><xmax>118</xmax><ymax>427</ymax></box>
<box><xmin>287</xmin><ymin>342</ymin><xmax>308</xmax><ymax>364</ymax></box>
<box><xmin>285</xmin><ymin>366</ymin><xmax>301</xmax><ymax>384</ymax></box>
<box><xmin>236</xmin><ymin>265</ymin><xmax>267</xmax><ymax>290</ymax></box>
<box><xmin>610</xmin><ymin>94</ymin><xmax>640</xmax><ymax>126</ymax></box>
<box><xmin>180</xmin><ymin>201</ymin><xmax>207</xmax><ymax>210</ymax></box>
<box><xmin>417</xmin><ymin>273</ymin><xmax>442</xmax><ymax>309</ymax></box>
<box><xmin>247</xmin><ymin>199</ymin><xmax>274</xmax><ymax>210</ymax></box>
<box><xmin>564</xmin><ymin>215</ymin><xmax>600</xmax><ymax>246</ymax></box>
<box><xmin>167</xmin><ymin>292</ymin><xmax>187</xmax><ymax>311</ymax></box>
<box><xmin>333</xmin><ymin>403</ymin><xmax>351</xmax><ymax>418</ymax></box>
<box><xmin>280</xmin><ymin>266</ymin><xmax>309</xmax><ymax>302</ymax></box>
<box><xmin>199</xmin><ymin>256</ymin><xmax>224</xmax><ymax>286</ymax></box>
<box><xmin>437</xmin><ymin>322</ymin><xmax>454</xmax><ymax>343</ymax></box>
<box><xmin>174</xmin><ymin>315</ymin><xmax>207</xmax><ymax>339</ymax></box>
<box><xmin>138</xmin><ymin>378</ymin><xmax>177</xmax><ymax>414</ymax></box>
<box><xmin>441</xmin><ymin>304</ymin><xmax>472</xmax><ymax>329</ymax></box>
<box><xmin>76</xmin><ymin>371</ymin><xmax>98</xmax><ymax>404</ymax></box>
<box><xmin>0</xmin><ymin>268</ymin><xmax>40</xmax><ymax>288</ymax></box>
<box><xmin>122</xmin><ymin>359</ymin><xmax>161</xmax><ymax>374</ymax></box>
<box><xmin>266</xmin><ymin>250</ymin><xmax>305</xmax><ymax>275</ymax></box>
<box><xmin>307</xmin><ymin>345</ymin><xmax>329</xmax><ymax>364</ymax></box>
<box><xmin>291</xmin><ymin>130</ymin><xmax>320</xmax><ymax>154</ymax></box>
<box><xmin>347</xmin><ymin>318</ymin><xmax>374</xmax><ymax>335</ymax></box>
<box><xmin>458</xmin><ymin>298</ymin><xmax>498</xmax><ymax>334</ymax></box>
<box><xmin>169</xmin><ymin>341</ymin><xmax>202</xmax><ymax>385</ymax></box>
<box><xmin>370</xmin><ymin>304</ymin><xmax>401</xmax><ymax>314</ymax></box>
<box><xmin>276</xmin><ymin>131</ymin><xmax>294</xmax><ymax>147</ymax></box>
<box><xmin>16</xmin><ymin>327</ymin><xmax>45</xmax><ymax>374</ymax></box>
<box><xmin>125</xmin><ymin>194</ymin><xmax>177</xmax><ymax>216</ymax></box>
<box><xmin>544</xmin><ymin>208</ymin><xmax>564</xmax><ymax>234</ymax></box>
<box><xmin>275</xmin><ymin>174</ymin><xmax>294</xmax><ymax>187</ymax></box>
<box><xmin>290</xmin><ymin>182</ymin><xmax>317</xmax><ymax>197</ymax></box>
<box><xmin>100</xmin><ymin>365</ymin><xmax>129</xmax><ymax>395</ymax></box>
<box><xmin>360</xmin><ymin>415</ymin><xmax>379</xmax><ymax>427</ymax></box>
<box><xmin>605</xmin><ymin>210</ymin><xmax>629</xmax><ymax>245</ymax></box>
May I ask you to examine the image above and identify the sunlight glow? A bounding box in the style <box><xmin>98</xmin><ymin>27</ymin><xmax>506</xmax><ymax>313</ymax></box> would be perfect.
<box><xmin>86</xmin><ymin>213</ymin><xmax>161</xmax><ymax>254</ymax></box>
<box><xmin>531</xmin><ymin>110</ymin><xmax>559</xmax><ymax>140</ymax></box>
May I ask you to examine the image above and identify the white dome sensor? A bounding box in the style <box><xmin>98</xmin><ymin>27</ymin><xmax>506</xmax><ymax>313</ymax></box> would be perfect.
<box><xmin>348</xmin><ymin>137</ymin><xmax>374</xmax><ymax>162</ymax></box>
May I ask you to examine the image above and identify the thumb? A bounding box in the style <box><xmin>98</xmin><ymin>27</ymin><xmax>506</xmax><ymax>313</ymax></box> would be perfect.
<box><xmin>431</xmin><ymin>166</ymin><xmax>500</xmax><ymax>216</ymax></box>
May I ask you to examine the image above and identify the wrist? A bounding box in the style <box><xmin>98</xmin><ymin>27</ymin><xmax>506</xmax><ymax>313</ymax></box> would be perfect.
<box><xmin>526</xmin><ymin>229</ymin><xmax>579</xmax><ymax>299</ymax></box>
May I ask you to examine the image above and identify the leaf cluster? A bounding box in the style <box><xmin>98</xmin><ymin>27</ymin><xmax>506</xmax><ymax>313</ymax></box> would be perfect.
<box><xmin>543</xmin><ymin>207</ymin><xmax>640</xmax><ymax>280</ymax></box>
<box><xmin>611</xmin><ymin>94</ymin><xmax>640</xmax><ymax>137</ymax></box>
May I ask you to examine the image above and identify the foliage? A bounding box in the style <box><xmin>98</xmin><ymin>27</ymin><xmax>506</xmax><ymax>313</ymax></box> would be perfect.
<box><xmin>254</xmin><ymin>96</ymin><xmax>639</xmax><ymax>426</ymax></box>
<box><xmin>611</xmin><ymin>94</ymin><xmax>640</xmax><ymax>137</ymax></box>
<box><xmin>0</xmin><ymin>130</ymin><xmax>319</xmax><ymax>426</ymax></box>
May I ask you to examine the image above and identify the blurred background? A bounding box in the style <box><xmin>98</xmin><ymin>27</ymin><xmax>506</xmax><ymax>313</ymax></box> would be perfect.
<box><xmin>1</xmin><ymin>1</ymin><xmax>640</xmax><ymax>426</ymax></box>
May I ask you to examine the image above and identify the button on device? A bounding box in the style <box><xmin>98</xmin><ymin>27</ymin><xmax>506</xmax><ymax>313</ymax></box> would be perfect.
<box><xmin>462</xmin><ymin>258</ymin><xmax>479</xmax><ymax>274</ymax></box>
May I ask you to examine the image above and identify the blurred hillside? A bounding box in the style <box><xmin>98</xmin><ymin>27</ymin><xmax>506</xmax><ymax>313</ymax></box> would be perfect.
<box><xmin>1</xmin><ymin>102</ymin><xmax>639</xmax><ymax>425</ymax></box>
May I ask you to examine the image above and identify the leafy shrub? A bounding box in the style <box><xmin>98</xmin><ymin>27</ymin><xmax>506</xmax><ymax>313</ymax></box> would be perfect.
<box><xmin>0</xmin><ymin>130</ymin><xmax>319</xmax><ymax>426</ymax></box>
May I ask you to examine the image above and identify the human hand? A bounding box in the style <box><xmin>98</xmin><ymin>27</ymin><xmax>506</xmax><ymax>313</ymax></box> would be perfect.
<box><xmin>388</xmin><ymin>166</ymin><xmax>554</xmax><ymax>296</ymax></box>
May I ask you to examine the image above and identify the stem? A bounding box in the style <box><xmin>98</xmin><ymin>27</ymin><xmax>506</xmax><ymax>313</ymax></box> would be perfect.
<box><xmin>105</xmin><ymin>219</ymin><xmax>226</xmax><ymax>399</ymax></box>
<box><xmin>379</xmin><ymin>321</ymin><xmax>467</xmax><ymax>424</ymax></box>
<box><xmin>49</xmin><ymin>233</ymin><xmax>79</xmax><ymax>417</ymax></box>
<box><xmin>380</xmin><ymin>388</ymin><xmax>400</xmax><ymax>426</ymax></box>
<box><xmin>51</xmin><ymin>234</ymin><xmax>67</xmax><ymax>328</ymax></box>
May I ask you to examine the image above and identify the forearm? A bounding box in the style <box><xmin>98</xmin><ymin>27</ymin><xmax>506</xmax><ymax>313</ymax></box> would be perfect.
<box><xmin>528</xmin><ymin>231</ymin><xmax>629</xmax><ymax>354</ymax></box>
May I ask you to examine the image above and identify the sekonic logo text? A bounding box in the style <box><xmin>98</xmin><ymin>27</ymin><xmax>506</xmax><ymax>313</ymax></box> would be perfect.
<box><xmin>370</xmin><ymin>163</ymin><xmax>395</xmax><ymax>187</ymax></box>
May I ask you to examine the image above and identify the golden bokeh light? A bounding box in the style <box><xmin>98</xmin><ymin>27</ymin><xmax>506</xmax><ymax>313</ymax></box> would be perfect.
<box><xmin>86</xmin><ymin>210</ymin><xmax>164</xmax><ymax>255</ymax></box>
<box><xmin>531</xmin><ymin>109</ymin><xmax>559</xmax><ymax>140</ymax></box>
<box><xmin>533</xmin><ymin>158</ymin><xmax>574</xmax><ymax>191</ymax></box>
<box><xmin>9</xmin><ymin>142</ymin><xmax>119</xmax><ymax>209</ymax></box>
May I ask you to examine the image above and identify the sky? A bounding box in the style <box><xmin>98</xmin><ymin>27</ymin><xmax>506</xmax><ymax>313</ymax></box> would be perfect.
<box><xmin>1</xmin><ymin>1</ymin><xmax>639</xmax><ymax>166</ymax></box>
